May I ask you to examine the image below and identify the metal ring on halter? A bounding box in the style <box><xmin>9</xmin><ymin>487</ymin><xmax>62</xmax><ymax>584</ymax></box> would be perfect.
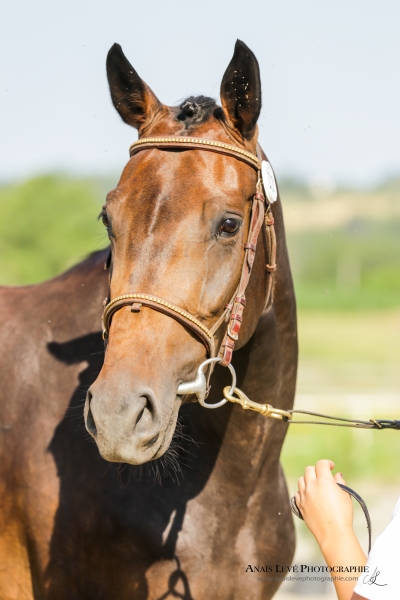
<box><xmin>176</xmin><ymin>358</ymin><xmax>236</xmax><ymax>409</ymax></box>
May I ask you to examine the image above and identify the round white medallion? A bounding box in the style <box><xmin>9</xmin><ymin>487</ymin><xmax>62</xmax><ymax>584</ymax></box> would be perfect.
<box><xmin>261</xmin><ymin>160</ymin><xmax>278</xmax><ymax>204</ymax></box>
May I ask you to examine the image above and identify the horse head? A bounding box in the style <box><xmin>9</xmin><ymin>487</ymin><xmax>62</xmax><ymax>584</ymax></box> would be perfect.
<box><xmin>85</xmin><ymin>40</ymin><xmax>272</xmax><ymax>464</ymax></box>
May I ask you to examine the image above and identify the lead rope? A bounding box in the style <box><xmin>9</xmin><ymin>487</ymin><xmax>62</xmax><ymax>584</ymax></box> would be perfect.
<box><xmin>219</xmin><ymin>381</ymin><xmax>399</xmax><ymax>557</ymax></box>
<box><xmin>221</xmin><ymin>385</ymin><xmax>400</xmax><ymax>430</ymax></box>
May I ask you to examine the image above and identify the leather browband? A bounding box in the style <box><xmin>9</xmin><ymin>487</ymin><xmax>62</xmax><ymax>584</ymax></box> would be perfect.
<box><xmin>129</xmin><ymin>137</ymin><xmax>261</xmax><ymax>171</ymax></box>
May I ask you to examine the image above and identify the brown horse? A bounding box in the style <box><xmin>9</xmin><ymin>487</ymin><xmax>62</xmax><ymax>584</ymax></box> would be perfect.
<box><xmin>0</xmin><ymin>40</ymin><xmax>297</xmax><ymax>599</ymax></box>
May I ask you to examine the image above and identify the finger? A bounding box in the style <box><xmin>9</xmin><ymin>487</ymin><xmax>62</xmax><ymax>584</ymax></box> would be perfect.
<box><xmin>304</xmin><ymin>465</ymin><xmax>316</xmax><ymax>484</ymax></box>
<box><xmin>315</xmin><ymin>459</ymin><xmax>335</xmax><ymax>479</ymax></box>
<box><xmin>334</xmin><ymin>472</ymin><xmax>346</xmax><ymax>485</ymax></box>
<box><xmin>298</xmin><ymin>476</ymin><xmax>305</xmax><ymax>494</ymax></box>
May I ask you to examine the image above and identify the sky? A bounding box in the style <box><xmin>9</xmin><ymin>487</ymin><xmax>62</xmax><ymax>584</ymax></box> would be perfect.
<box><xmin>1</xmin><ymin>0</ymin><xmax>399</xmax><ymax>186</ymax></box>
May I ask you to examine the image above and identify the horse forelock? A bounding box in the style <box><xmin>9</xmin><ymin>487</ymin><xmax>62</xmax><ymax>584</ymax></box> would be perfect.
<box><xmin>175</xmin><ymin>95</ymin><xmax>217</xmax><ymax>128</ymax></box>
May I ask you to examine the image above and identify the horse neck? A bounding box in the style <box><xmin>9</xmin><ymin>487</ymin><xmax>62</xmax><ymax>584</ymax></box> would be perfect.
<box><xmin>47</xmin><ymin>249</ymin><xmax>110</xmax><ymax>336</ymax></box>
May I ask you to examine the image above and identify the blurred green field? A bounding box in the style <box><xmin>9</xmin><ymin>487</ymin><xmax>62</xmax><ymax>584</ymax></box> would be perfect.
<box><xmin>282</xmin><ymin>424</ymin><xmax>400</xmax><ymax>483</ymax></box>
<box><xmin>0</xmin><ymin>175</ymin><xmax>108</xmax><ymax>285</ymax></box>
<box><xmin>278</xmin><ymin>178</ymin><xmax>400</xmax><ymax>483</ymax></box>
<box><xmin>280</xmin><ymin>177</ymin><xmax>400</xmax><ymax>311</ymax></box>
<box><xmin>1</xmin><ymin>174</ymin><xmax>399</xmax><ymax>483</ymax></box>
<box><xmin>281</xmin><ymin>309</ymin><xmax>400</xmax><ymax>483</ymax></box>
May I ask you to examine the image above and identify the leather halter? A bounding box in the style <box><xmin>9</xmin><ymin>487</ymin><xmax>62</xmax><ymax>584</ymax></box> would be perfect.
<box><xmin>102</xmin><ymin>136</ymin><xmax>277</xmax><ymax>367</ymax></box>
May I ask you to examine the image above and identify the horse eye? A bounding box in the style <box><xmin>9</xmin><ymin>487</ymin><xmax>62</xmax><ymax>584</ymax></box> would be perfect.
<box><xmin>99</xmin><ymin>208</ymin><xmax>110</xmax><ymax>230</ymax></box>
<box><xmin>220</xmin><ymin>218</ymin><xmax>240</xmax><ymax>235</ymax></box>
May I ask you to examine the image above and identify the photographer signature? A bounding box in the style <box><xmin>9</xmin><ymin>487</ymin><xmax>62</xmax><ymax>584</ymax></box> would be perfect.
<box><xmin>363</xmin><ymin>567</ymin><xmax>387</xmax><ymax>587</ymax></box>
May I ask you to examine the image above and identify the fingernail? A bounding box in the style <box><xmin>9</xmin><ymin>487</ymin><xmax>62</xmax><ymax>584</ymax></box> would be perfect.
<box><xmin>339</xmin><ymin>472</ymin><xmax>343</xmax><ymax>477</ymax></box>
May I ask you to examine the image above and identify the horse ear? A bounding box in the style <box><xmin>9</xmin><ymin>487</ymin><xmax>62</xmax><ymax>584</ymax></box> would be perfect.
<box><xmin>106</xmin><ymin>43</ymin><xmax>162</xmax><ymax>130</ymax></box>
<box><xmin>220</xmin><ymin>40</ymin><xmax>262</xmax><ymax>138</ymax></box>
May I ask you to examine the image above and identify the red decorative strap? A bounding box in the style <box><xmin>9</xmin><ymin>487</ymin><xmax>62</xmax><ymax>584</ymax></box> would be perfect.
<box><xmin>219</xmin><ymin>195</ymin><xmax>266</xmax><ymax>366</ymax></box>
<box><xmin>230</xmin><ymin>313</ymin><xmax>243</xmax><ymax>322</ymax></box>
<box><xmin>224</xmin><ymin>338</ymin><xmax>236</xmax><ymax>349</ymax></box>
<box><xmin>244</xmin><ymin>242</ymin><xmax>257</xmax><ymax>251</ymax></box>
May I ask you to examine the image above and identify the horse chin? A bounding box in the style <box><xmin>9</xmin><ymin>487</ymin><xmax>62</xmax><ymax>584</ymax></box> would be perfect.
<box><xmin>93</xmin><ymin>395</ymin><xmax>182</xmax><ymax>466</ymax></box>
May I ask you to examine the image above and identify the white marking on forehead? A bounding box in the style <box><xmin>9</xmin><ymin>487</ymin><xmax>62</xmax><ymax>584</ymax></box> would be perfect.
<box><xmin>146</xmin><ymin>191</ymin><xmax>165</xmax><ymax>237</ymax></box>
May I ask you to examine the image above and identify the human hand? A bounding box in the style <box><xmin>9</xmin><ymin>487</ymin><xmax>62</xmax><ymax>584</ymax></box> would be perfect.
<box><xmin>295</xmin><ymin>459</ymin><xmax>354</xmax><ymax>551</ymax></box>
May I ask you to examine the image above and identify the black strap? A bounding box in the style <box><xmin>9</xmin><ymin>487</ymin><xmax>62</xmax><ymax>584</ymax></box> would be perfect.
<box><xmin>284</xmin><ymin>410</ymin><xmax>400</xmax><ymax>430</ymax></box>
<box><xmin>290</xmin><ymin>483</ymin><xmax>372</xmax><ymax>554</ymax></box>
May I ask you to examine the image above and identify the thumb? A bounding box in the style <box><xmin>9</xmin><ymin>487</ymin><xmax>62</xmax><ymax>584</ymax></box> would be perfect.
<box><xmin>334</xmin><ymin>472</ymin><xmax>346</xmax><ymax>485</ymax></box>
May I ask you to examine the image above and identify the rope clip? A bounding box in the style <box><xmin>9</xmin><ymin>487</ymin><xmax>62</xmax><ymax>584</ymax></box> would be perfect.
<box><xmin>222</xmin><ymin>386</ymin><xmax>292</xmax><ymax>420</ymax></box>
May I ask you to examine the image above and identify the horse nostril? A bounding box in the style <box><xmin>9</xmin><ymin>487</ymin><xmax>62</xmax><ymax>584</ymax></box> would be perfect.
<box><xmin>86</xmin><ymin>407</ymin><xmax>97</xmax><ymax>437</ymax></box>
<box><xmin>135</xmin><ymin>395</ymin><xmax>153</xmax><ymax>426</ymax></box>
<box><xmin>135</xmin><ymin>408</ymin><xmax>145</xmax><ymax>425</ymax></box>
<box><xmin>85</xmin><ymin>391</ymin><xmax>97</xmax><ymax>438</ymax></box>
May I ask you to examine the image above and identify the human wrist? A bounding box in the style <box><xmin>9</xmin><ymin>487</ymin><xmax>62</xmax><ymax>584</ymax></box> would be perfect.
<box><xmin>318</xmin><ymin>532</ymin><xmax>367</xmax><ymax>600</ymax></box>
<box><xmin>318</xmin><ymin>527</ymin><xmax>360</xmax><ymax>560</ymax></box>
